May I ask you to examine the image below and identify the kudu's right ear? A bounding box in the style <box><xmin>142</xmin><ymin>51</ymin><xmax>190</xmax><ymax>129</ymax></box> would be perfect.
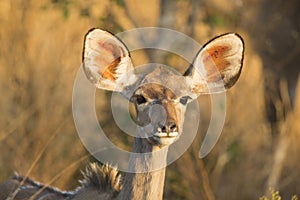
<box><xmin>82</xmin><ymin>28</ymin><xmax>138</xmax><ymax>92</ymax></box>
<box><xmin>184</xmin><ymin>33</ymin><xmax>244</xmax><ymax>96</ymax></box>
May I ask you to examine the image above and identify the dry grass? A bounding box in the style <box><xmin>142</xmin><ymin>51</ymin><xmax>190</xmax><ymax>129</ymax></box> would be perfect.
<box><xmin>0</xmin><ymin>0</ymin><xmax>299</xmax><ymax>199</ymax></box>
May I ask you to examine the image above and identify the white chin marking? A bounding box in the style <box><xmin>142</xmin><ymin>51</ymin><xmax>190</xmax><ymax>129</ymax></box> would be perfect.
<box><xmin>168</xmin><ymin>132</ymin><xmax>179</xmax><ymax>137</ymax></box>
<box><xmin>152</xmin><ymin>132</ymin><xmax>179</xmax><ymax>145</ymax></box>
<box><xmin>153</xmin><ymin>132</ymin><xmax>179</xmax><ymax>137</ymax></box>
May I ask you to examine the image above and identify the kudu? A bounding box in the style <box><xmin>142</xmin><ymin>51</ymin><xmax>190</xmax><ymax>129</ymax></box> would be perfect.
<box><xmin>0</xmin><ymin>28</ymin><xmax>244</xmax><ymax>200</ymax></box>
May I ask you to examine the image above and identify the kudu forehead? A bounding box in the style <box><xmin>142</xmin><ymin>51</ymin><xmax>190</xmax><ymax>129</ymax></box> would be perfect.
<box><xmin>135</xmin><ymin>67</ymin><xmax>189</xmax><ymax>99</ymax></box>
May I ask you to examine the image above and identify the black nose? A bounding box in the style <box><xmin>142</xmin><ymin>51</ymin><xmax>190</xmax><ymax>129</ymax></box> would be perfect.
<box><xmin>159</xmin><ymin>122</ymin><xmax>177</xmax><ymax>133</ymax></box>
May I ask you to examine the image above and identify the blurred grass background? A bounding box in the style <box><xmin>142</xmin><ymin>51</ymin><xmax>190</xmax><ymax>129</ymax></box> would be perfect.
<box><xmin>0</xmin><ymin>0</ymin><xmax>299</xmax><ymax>199</ymax></box>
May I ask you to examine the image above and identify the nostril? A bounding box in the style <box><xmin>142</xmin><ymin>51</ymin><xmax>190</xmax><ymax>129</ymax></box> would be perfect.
<box><xmin>158</xmin><ymin>123</ymin><xmax>167</xmax><ymax>133</ymax></box>
<box><xmin>161</xmin><ymin>126</ymin><xmax>167</xmax><ymax>133</ymax></box>
<box><xmin>169</xmin><ymin>123</ymin><xmax>177</xmax><ymax>132</ymax></box>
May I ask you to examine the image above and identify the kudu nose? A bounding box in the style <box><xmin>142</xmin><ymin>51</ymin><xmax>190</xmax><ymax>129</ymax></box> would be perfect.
<box><xmin>159</xmin><ymin>121</ymin><xmax>178</xmax><ymax>133</ymax></box>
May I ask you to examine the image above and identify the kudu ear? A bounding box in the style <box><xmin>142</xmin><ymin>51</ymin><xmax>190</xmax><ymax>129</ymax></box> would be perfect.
<box><xmin>82</xmin><ymin>28</ymin><xmax>138</xmax><ymax>92</ymax></box>
<box><xmin>184</xmin><ymin>33</ymin><xmax>244</xmax><ymax>96</ymax></box>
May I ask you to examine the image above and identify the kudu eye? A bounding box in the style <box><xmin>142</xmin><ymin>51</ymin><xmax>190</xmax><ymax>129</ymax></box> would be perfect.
<box><xmin>179</xmin><ymin>96</ymin><xmax>191</xmax><ymax>105</ymax></box>
<box><xmin>136</xmin><ymin>95</ymin><xmax>147</xmax><ymax>105</ymax></box>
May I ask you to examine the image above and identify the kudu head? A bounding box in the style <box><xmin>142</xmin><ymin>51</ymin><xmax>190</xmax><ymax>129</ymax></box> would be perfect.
<box><xmin>82</xmin><ymin>28</ymin><xmax>244</xmax><ymax>148</ymax></box>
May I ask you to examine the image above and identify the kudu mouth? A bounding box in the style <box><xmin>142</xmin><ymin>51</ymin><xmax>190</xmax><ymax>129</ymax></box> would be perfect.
<box><xmin>152</xmin><ymin>131</ymin><xmax>180</xmax><ymax>146</ymax></box>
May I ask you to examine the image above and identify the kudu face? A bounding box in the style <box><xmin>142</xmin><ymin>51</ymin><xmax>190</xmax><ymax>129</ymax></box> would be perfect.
<box><xmin>130</xmin><ymin>69</ymin><xmax>192</xmax><ymax>146</ymax></box>
<box><xmin>82</xmin><ymin>29</ymin><xmax>244</xmax><ymax>147</ymax></box>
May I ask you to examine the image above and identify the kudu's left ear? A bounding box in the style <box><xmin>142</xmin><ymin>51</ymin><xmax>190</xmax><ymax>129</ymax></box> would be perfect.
<box><xmin>82</xmin><ymin>28</ymin><xmax>138</xmax><ymax>92</ymax></box>
<box><xmin>184</xmin><ymin>33</ymin><xmax>244</xmax><ymax>96</ymax></box>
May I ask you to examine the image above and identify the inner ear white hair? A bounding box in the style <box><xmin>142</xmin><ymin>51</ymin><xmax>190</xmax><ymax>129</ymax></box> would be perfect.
<box><xmin>83</xmin><ymin>28</ymin><xmax>138</xmax><ymax>92</ymax></box>
<box><xmin>184</xmin><ymin>33</ymin><xmax>244</xmax><ymax>95</ymax></box>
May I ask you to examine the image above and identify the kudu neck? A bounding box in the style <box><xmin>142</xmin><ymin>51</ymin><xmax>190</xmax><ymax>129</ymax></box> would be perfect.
<box><xmin>116</xmin><ymin>129</ymin><xmax>169</xmax><ymax>200</ymax></box>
